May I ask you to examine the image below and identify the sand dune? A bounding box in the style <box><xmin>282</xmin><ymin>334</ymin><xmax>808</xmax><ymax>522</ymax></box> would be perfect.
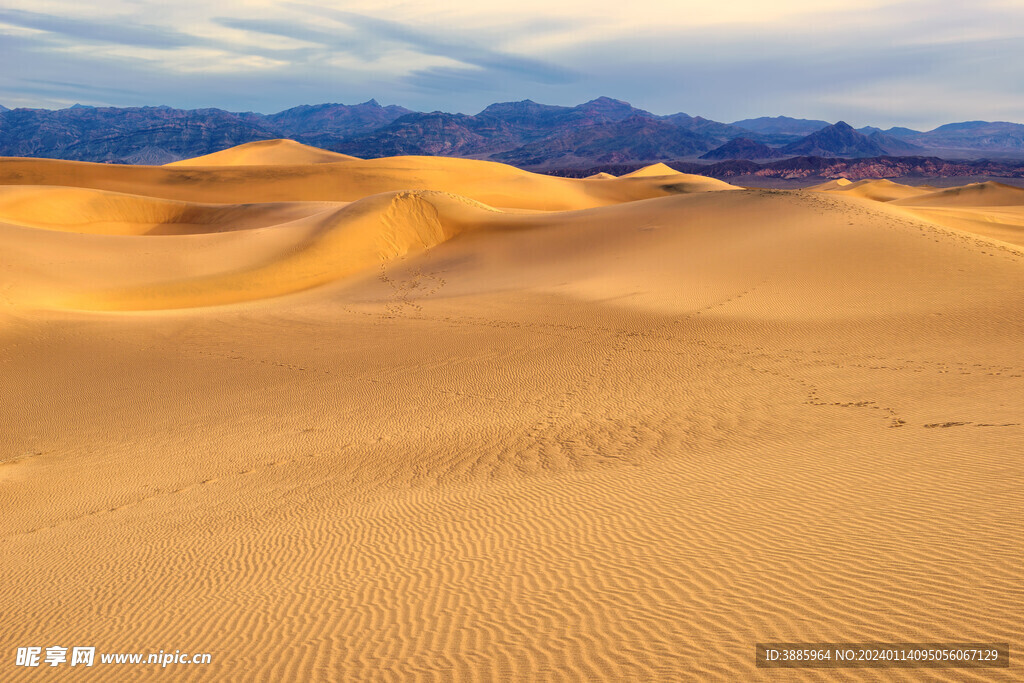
<box><xmin>1</xmin><ymin>144</ymin><xmax>1021</xmax><ymax>681</ymax></box>
<box><xmin>586</xmin><ymin>171</ymin><xmax>617</xmax><ymax>179</ymax></box>
<box><xmin>894</xmin><ymin>204</ymin><xmax>1024</xmax><ymax>249</ymax></box>
<box><xmin>166</xmin><ymin>139</ymin><xmax>360</xmax><ymax>166</ymax></box>
<box><xmin>891</xmin><ymin>180</ymin><xmax>1024</xmax><ymax>207</ymax></box>
<box><xmin>620</xmin><ymin>162</ymin><xmax>681</xmax><ymax>177</ymax></box>
<box><xmin>0</xmin><ymin>155</ymin><xmax>732</xmax><ymax>211</ymax></box>
<box><xmin>813</xmin><ymin>178</ymin><xmax>933</xmax><ymax>202</ymax></box>
<box><xmin>806</xmin><ymin>177</ymin><xmax>853</xmax><ymax>191</ymax></box>
<box><xmin>805</xmin><ymin>178</ymin><xmax>1024</xmax><ymax>247</ymax></box>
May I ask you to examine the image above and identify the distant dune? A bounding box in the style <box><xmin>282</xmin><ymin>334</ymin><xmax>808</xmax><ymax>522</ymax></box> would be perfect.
<box><xmin>890</xmin><ymin>180</ymin><xmax>1024</xmax><ymax>207</ymax></box>
<box><xmin>806</xmin><ymin>177</ymin><xmax>853</xmax><ymax>191</ymax></box>
<box><xmin>166</xmin><ymin>139</ymin><xmax>360</xmax><ymax>166</ymax></box>
<box><xmin>0</xmin><ymin>154</ymin><xmax>730</xmax><ymax>211</ymax></box>
<box><xmin>1</xmin><ymin>140</ymin><xmax>1021</xmax><ymax>681</ymax></box>
<box><xmin>806</xmin><ymin>178</ymin><xmax>1024</xmax><ymax>247</ymax></box>
<box><xmin>809</xmin><ymin>178</ymin><xmax>933</xmax><ymax>202</ymax></box>
<box><xmin>621</xmin><ymin>162</ymin><xmax>681</xmax><ymax>177</ymax></box>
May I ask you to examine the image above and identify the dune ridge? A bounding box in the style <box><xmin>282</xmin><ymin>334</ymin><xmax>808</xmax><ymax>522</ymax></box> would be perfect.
<box><xmin>621</xmin><ymin>162</ymin><xmax>680</xmax><ymax>177</ymax></box>
<box><xmin>166</xmin><ymin>139</ymin><xmax>360</xmax><ymax>166</ymax></box>
<box><xmin>1</xmin><ymin>141</ymin><xmax>1021</xmax><ymax>681</ymax></box>
<box><xmin>0</xmin><ymin>155</ymin><xmax>735</xmax><ymax>211</ymax></box>
<box><xmin>810</xmin><ymin>178</ymin><xmax>934</xmax><ymax>202</ymax></box>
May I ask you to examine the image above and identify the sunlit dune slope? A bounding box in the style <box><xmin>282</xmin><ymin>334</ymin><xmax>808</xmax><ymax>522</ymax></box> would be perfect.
<box><xmin>166</xmin><ymin>139</ymin><xmax>360</xmax><ymax>167</ymax></box>
<box><xmin>0</xmin><ymin>154</ymin><xmax>737</xmax><ymax>211</ymax></box>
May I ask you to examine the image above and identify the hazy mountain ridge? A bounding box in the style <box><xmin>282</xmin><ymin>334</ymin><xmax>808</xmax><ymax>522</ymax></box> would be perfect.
<box><xmin>729</xmin><ymin>115</ymin><xmax>832</xmax><ymax>136</ymax></box>
<box><xmin>1</xmin><ymin>98</ymin><xmax>1022</xmax><ymax>167</ymax></box>
<box><xmin>700</xmin><ymin>138</ymin><xmax>785</xmax><ymax>161</ymax></box>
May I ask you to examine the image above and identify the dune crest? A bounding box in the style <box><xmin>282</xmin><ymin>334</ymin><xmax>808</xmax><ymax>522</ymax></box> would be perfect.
<box><xmin>809</xmin><ymin>178</ymin><xmax>932</xmax><ymax>202</ymax></box>
<box><xmin>806</xmin><ymin>177</ymin><xmax>853</xmax><ymax>191</ymax></box>
<box><xmin>621</xmin><ymin>162</ymin><xmax>680</xmax><ymax>177</ymax></box>
<box><xmin>0</xmin><ymin>154</ymin><xmax>739</xmax><ymax>211</ymax></box>
<box><xmin>166</xmin><ymin>139</ymin><xmax>359</xmax><ymax>167</ymax></box>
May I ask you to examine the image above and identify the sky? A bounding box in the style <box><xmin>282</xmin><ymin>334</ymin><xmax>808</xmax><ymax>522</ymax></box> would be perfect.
<box><xmin>0</xmin><ymin>0</ymin><xmax>1021</xmax><ymax>130</ymax></box>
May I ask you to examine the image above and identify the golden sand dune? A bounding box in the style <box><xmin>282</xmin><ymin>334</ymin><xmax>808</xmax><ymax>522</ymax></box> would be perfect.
<box><xmin>33</xmin><ymin>191</ymin><xmax>498</xmax><ymax>311</ymax></box>
<box><xmin>806</xmin><ymin>177</ymin><xmax>853</xmax><ymax>191</ymax></box>
<box><xmin>813</xmin><ymin>178</ymin><xmax>933</xmax><ymax>202</ymax></box>
<box><xmin>875</xmin><ymin>181</ymin><xmax>1024</xmax><ymax>248</ymax></box>
<box><xmin>620</xmin><ymin>161</ymin><xmax>681</xmax><ymax>177</ymax></box>
<box><xmin>1</xmin><ymin>145</ymin><xmax>1022</xmax><ymax>681</ymax></box>
<box><xmin>0</xmin><ymin>155</ymin><xmax>732</xmax><ymax>210</ymax></box>
<box><xmin>586</xmin><ymin>171</ymin><xmax>616</xmax><ymax>179</ymax></box>
<box><xmin>892</xmin><ymin>180</ymin><xmax>1024</xmax><ymax>207</ymax></box>
<box><xmin>166</xmin><ymin>138</ymin><xmax>359</xmax><ymax>166</ymax></box>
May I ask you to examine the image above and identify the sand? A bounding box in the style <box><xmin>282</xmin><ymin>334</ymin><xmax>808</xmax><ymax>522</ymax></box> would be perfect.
<box><xmin>620</xmin><ymin>162</ymin><xmax>681</xmax><ymax>177</ymax></box>
<box><xmin>165</xmin><ymin>139</ymin><xmax>360</xmax><ymax>166</ymax></box>
<box><xmin>1</xmin><ymin>144</ymin><xmax>1022</xmax><ymax>681</ymax></box>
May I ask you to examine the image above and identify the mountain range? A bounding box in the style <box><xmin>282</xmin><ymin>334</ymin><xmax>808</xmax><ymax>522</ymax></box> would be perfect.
<box><xmin>1</xmin><ymin>97</ymin><xmax>1023</xmax><ymax>168</ymax></box>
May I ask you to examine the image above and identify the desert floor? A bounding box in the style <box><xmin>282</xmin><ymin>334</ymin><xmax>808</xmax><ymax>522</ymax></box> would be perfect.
<box><xmin>1</xmin><ymin>141</ymin><xmax>1022</xmax><ymax>681</ymax></box>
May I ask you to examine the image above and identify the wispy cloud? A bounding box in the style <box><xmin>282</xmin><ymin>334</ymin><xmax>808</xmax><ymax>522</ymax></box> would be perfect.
<box><xmin>212</xmin><ymin>17</ymin><xmax>375</xmax><ymax>55</ymax></box>
<box><xmin>287</xmin><ymin>4</ymin><xmax>576</xmax><ymax>85</ymax></box>
<box><xmin>0</xmin><ymin>8</ymin><xmax>203</xmax><ymax>49</ymax></box>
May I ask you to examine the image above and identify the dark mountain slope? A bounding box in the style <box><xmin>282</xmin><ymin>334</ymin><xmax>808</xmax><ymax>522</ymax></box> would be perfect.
<box><xmin>700</xmin><ymin>138</ymin><xmax>785</xmax><ymax>160</ymax></box>
<box><xmin>782</xmin><ymin>121</ymin><xmax>889</xmax><ymax>157</ymax></box>
<box><xmin>493</xmin><ymin>116</ymin><xmax>712</xmax><ymax>168</ymax></box>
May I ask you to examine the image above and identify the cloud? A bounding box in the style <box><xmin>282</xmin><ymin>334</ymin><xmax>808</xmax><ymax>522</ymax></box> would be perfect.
<box><xmin>0</xmin><ymin>0</ymin><xmax>1019</xmax><ymax>127</ymax></box>
<box><xmin>402</xmin><ymin>66</ymin><xmax>500</xmax><ymax>96</ymax></box>
<box><xmin>0</xmin><ymin>8</ymin><xmax>203</xmax><ymax>49</ymax></box>
<box><xmin>287</xmin><ymin>4</ymin><xmax>577</xmax><ymax>85</ymax></box>
<box><xmin>212</xmin><ymin>17</ymin><xmax>377</xmax><ymax>56</ymax></box>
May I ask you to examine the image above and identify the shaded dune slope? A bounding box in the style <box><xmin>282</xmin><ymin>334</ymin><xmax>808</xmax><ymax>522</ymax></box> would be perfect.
<box><xmin>0</xmin><ymin>185</ymin><xmax>338</xmax><ymax>236</ymax></box>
